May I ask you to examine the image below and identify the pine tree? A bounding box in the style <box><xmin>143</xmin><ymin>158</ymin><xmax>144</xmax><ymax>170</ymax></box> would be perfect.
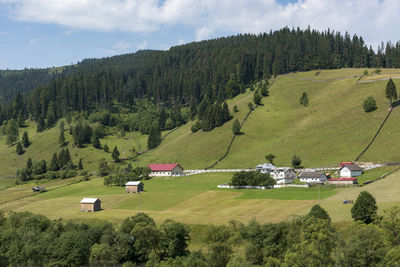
<box><xmin>104</xmin><ymin>143</ymin><xmax>110</xmax><ymax>152</ymax></box>
<box><xmin>78</xmin><ymin>158</ymin><xmax>83</xmax><ymax>170</ymax></box>
<box><xmin>58</xmin><ymin>130</ymin><xmax>65</xmax><ymax>146</ymax></box>
<box><xmin>147</xmin><ymin>124</ymin><xmax>162</xmax><ymax>149</ymax></box>
<box><xmin>300</xmin><ymin>92</ymin><xmax>309</xmax><ymax>107</ymax></box>
<box><xmin>6</xmin><ymin>118</ymin><xmax>19</xmax><ymax>146</ymax></box>
<box><xmin>22</xmin><ymin>131</ymin><xmax>30</xmax><ymax>148</ymax></box>
<box><xmin>37</xmin><ymin>116</ymin><xmax>45</xmax><ymax>133</ymax></box>
<box><xmin>92</xmin><ymin>134</ymin><xmax>101</xmax><ymax>149</ymax></box>
<box><xmin>16</xmin><ymin>142</ymin><xmax>24</xmax><ymax>155</ymax></box>
<box><xmin>26</xmin><ymin>157</ymin><xmax>33</xmax><ymax>170</ymax></box>
<box><xmin>265</xmin><ymin>153</ymin><xmax>276</xmax><ymax>164</ymax></box>
<box><xmin>112</xmin><ymin>146</ymin><xmax>120</xmax><ymax>162</ymax></box>
<box><xmin>46</xmin><ymin>101</ymin><xmax>56</xmax><ymax>128</ymax></box>
<box><xmin>17</xmin><ymin>111</ymin><xmax>25</xmax><ymax>127</ymax></box>
<box><xmin>385</xmin><ymin>78</ymin><xmax>398</xmax><ymax>105</ymax></box>
<box><xmin>292</xmin><ymin>155</ymin><xmax>302</xmax><ymax>168</ymax></box>
<box><xmin>49</xmin><ymin>153</ymin><xmax>59</xmax><ymax>171</ymax></box>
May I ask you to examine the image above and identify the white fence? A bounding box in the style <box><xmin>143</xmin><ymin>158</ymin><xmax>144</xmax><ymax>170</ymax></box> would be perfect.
<box><xmin>184</xmin><ymin>169</ymin><xmax>254</xmax><ymax>174</ymax></box>
<box><xmin>217</xmin><ymin>183</ymin><xmax>309</xmax><ymax>189</ymax></box>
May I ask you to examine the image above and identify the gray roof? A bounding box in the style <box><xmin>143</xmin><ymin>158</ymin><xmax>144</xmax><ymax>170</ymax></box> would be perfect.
<box><xmin>298</xmin><ymin>172</ymin><xmax>326</xmax><ymax>178</ymax></box>
<box><xmin>256</xmin><ymin>163</ymin><xmax>276</xmax><ymax>170</ymax></box>
<box><xmin>125</xmin><ymin>181</ymin><xmax>143</xmax><ymax>186</ymax></box>
<box><xmin>341</xmin><ymin>164</ymin><xmax>362</xmax><ymax>171</ymax></box>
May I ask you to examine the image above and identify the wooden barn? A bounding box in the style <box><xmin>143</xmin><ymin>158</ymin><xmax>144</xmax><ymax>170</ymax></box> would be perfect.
<box><xmin>80</xmin><ymin>198</ymin><xmax>101</xmax><ymax>212</ymax></box>
<box><xmin>125</xmin><ymin>181</ymin><xmax>144</xmax><ymax>193</ymax></box>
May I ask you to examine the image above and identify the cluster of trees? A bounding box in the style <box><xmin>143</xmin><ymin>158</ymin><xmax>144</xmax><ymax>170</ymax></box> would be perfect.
<box><xmin>231</xmin><ymin>171</ymin><xmax>276</xmax><ymax>186</ymax></box>
<box><xmin>103</xmin><ymin>164</ymin><xmax>151</xmax><ymax>186</ymax></box>
<box><xmin>192</xmin><ymin>100</ymin><xmax>232</xmax><ymax>133</ymax></box>
<box><xmin>16</xmin><ymin>148</ymin><xmax>81</xmax><ymax>182</ymax></box>
<box><xmin>1</xmin><ymin>191</ymin><xmax>399</xmax><ymax>266</ymax></box>
<box><xmin>2</xmin><ymin>27</ymin><xmax>392</xmax><ymax>130</ymax></box>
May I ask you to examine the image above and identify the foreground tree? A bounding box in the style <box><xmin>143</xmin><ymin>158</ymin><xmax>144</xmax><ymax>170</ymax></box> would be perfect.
<box><xmin>16</xmin><ymin>142</ymin><xmax>24</xmax><ymax>155</ymax></box>
<box><xmin>351</xmin><ymin>191</ymin><xmax>378</xmax><ymax>224</ymax></box>
<box><xmin>307</xmin><ymin>204</ymin><xmax>331</xmax><ymax>222</ymax></box>
<box><xmin>385</xmin><ymin>78</ymin><xmax>398</xmax><ymax>105</ymax></box>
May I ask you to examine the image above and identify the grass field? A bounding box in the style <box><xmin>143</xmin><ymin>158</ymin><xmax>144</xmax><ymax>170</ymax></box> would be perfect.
<box><xmin>2</xmin><ymin>68</ymin><xmax>400</xmax><ymax>226</ymax></box>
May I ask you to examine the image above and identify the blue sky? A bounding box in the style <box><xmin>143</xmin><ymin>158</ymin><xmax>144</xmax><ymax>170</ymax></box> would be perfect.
<box><xmin>0</xmin><ymin>0</ymin><xmax>399</xmax><ymax>69</ymax></box>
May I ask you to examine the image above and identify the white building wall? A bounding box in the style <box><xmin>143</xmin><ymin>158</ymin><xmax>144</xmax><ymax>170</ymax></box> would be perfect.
<box><xmin>340</xmin><ymin>168</ymin><xmax>352</xmax><ymax>178</ymax></box>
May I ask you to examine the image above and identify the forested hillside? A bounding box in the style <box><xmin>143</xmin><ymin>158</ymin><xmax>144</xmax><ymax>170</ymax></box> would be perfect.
<box><xmin>2</xmin><ymin>27</ymin><xmax>400</xmax><ymax>126</ymax></box>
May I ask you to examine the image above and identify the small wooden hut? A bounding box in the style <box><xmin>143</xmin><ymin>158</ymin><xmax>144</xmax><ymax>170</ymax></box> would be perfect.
<box><xmin>80</xmin><ymin>198</ymin><xmax>101</xmax><ymax>212</ymax></box>
<box><xmin>125</xmin><ymin>181</ymin><xmax>144</xmax><ymax>193</ymax></box>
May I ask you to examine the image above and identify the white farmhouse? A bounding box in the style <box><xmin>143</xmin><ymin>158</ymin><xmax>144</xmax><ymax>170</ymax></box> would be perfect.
<box><xmin>256</xmin><ymin>163</ymin><xmax>296</xmax><ymax>184</ymax></box>
<box><xmin>340</xmin><ymin>164</ymin><xmax>363</xmax><ymax>178</ymax></box>
<box><xmin>148</xmin><ymin>163</ymin><xmax>185</xmax><ymax>177</ymax></box>
<box><xmin>298</xmin><ymin>171</ymin><xmax>327</xmax><ymax>184</ymax></box>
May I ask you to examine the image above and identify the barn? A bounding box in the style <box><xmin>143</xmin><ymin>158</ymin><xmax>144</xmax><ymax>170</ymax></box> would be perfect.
<box><xmin>80</xmin><ymin>198</ymin><xmax>101</xmax><ymax>212</ymax></box>
<box><xmin>298</xmin><ymin>171</ymin><xmax>328</xmax><ymax>183</ymax></box>
<box><xmin>340</xmin><ymin>163</ymin><xmax>363</xmax><ymax>178</ymax></box>
<box><xmin>125</xmin><ymin>181</ymin><xmax>144</xmax><ymax>193</ymax></box>
<box><xmin>148</xmin><ymin>163</ymin><xmax>185</xmax><ymax>176</ymax></box>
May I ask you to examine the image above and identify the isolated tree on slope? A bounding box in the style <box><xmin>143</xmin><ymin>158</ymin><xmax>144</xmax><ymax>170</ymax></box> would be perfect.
<box><xmin>265</xmin><ymin>153</ymin><xmax>276</xmax><ymax>164</ymax></box>
<box><xmin>351</xmin><ymin>191</ymin><xmax>378</xmax><ymax>224</ymax></box>
<box><xmin>6</xmin><ymin>118</ymin><xmax>19</xmax><ymax>146</ymax></box>
<box><xmin>232</xmin><ymin>119</ymin><xmax>241</xmax><ymax>135</ymax></box>
<box><xmin>112</xmin><ymin>146</ymin><xmax>120</xmax><ymax>162</ymax></box>
<box><xmin>385</xmin><ymin>78</ymin><xmax>398</xmax><ymax>105</ymax></box>
<box><xmin>22</xmin><ymin>131</ymin><xmax>30</xmax><ymax>148</ymax></box>
<box><xmin>299</xmin><ymin>92</ymin><xmax>309</xmax><ymax>107</ymax></box>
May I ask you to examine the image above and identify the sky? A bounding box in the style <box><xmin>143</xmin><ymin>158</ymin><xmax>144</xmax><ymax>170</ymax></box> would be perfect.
<box><xmin>0</xmin><ymin>0</ymin><xmax>399</xmax><ymax>69</ymax></box>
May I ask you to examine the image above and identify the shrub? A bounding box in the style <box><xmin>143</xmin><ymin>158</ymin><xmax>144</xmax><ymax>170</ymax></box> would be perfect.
<box><xmin>363</xmin><ymin>96</ymin><xmax>377</xmax><ymax>112</ymax></box>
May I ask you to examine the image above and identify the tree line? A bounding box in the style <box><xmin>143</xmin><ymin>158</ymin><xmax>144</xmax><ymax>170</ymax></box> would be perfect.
<box><xmin>1</xmin><ymin>27</ymin><xmax>398</xmax><ymax>129</ymax></box>
<box><xmin>1</xmin><ymin>191</ymin><xmax>399</xmax><ymax>266</ymax></box>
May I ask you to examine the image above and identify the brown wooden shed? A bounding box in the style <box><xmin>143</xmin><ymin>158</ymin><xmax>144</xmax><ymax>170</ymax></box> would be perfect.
<box><xmin>125</xmin><ymin>181</ymin><xmax>144</xmax><ymax>193</ymax></box>
<box><xmin>80</xmin><ymin>198</ymin><xmax>101</xmax><ymax>212</ymax></box>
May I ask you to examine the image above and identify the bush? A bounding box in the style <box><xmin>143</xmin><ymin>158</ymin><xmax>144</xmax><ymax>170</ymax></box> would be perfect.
<box><xmin>191</xmin><ymin>120</ymin><xmax>202</xmax><ymax>133</ymax></box>
<box><xmin>231</xmin><ymin>171</ymin><xmax>275</xmax><ymax>187</ymax></box>
<box><xmin>363</xmin><ymin>96</ymin><xmax>377</xmax><ymax>112</ymax></box>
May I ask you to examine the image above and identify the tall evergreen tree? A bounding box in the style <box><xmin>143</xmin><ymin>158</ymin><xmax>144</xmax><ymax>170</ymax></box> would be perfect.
<box><xmin>37</xmin><ymin>116</ymin><xmax>45</xmax><ymax>133</ymax></box>
<box><xmin>49</xmin><ymin>153</ymin><xmax>59</xmax><ymax>171</ymax></box>
<box><xmin>17</xmin><ymin>111</ymin><xmax>24</xmax><ymax>127</ymax></box>
<box><xmin>22</xmin><ymin>131</ymin><xmax>30</xmax><ymax>148</ymax></box>
<box><xmin>112</xmin><ymin>146</ymin><xmax>120</xmax><ymax>162</ymax></box>
<box><xmin>6</xmin><ymin>118</ymin><xmax>19</xmax><ymax>146</ymax></box>
<box><xmin>16</xmin><ymin>142</ymin><xmax>24</xmax><ymax>155</ymax></box>
<box><xmin>46</xmin><ymin>101</ymin><xmax>56</xmax><ymax>128</ymax></box>
<box><xmin>385</xmin><ymin>78</ymin><xmax>398</xmax><ymax>105</ymax></box>
<box><xmin>58</xmin><ymin>130</ymin><xmax>65</xmax><ymax>146</ymax></box>
<box><xmin>300</xmin><ymin>92</ymin><xmax>309</xmax><ymax>107</ymax></box>
<box><xmin>92</xmin><ymin>134</ymin><xmax>101</xmax><ymax>149</ymax></box>
<box><xmin>78</xmin><ymin>158</ymin><xmax>83</xmax><ymax>170</ymax></box>
<box><xmin>147</xmin><ymin>124</ymin><xmax>162</xmax><ymax>149</ymax></box>
<box><xmin>232</xmin><ymin>119</ymin><xmax>241</xmax><ymax>135</ymax></box>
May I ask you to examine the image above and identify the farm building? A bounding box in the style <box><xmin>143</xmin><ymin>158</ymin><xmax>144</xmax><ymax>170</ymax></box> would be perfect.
<box><xmin>256</xmin><ymin>163</ymin><xmax>296</xmax><ymax>184</ymax></box>
<box><xmin>328</xmin><ymin>177</ymin><xmax>358</xmax><ymax>185</ymax></box>
<box><xmin>125</xmin><ymin>181</ymin><xmax>144</xmax><ymax>193</ymax></box>
<box><xmin>298</xmin><ymin>171</ymin><xmax>327</xmax><ymax>183</ymax></box>
<box><xmin>340</xmin><ymin>163</ymin><xmax>363</xmax><ymax>178</ymax></box>
<box><xmin>148</xmin><ymin>163</ymin><xmax>185</xmax><ymax>176</ymax></box>
<box><xmin>80</xmin><ymin>198</ymin><xmax>101</xmax><ymax>212</ymax></box>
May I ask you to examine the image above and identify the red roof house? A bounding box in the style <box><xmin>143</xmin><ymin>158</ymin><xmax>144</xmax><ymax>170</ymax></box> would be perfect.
<box><xmin>148</xmin><ymin>163</ymin><xmax>185</xmax><ymax>176</ymax></box>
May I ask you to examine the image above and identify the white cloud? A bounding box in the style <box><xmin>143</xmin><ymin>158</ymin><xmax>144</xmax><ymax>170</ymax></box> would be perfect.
<box><xmin>107</xmin><ymin>40</ymin><xmax>131</xmax><ymax>54</ymax></box>
<box><xmin>2</xmin><ymin>0</ymin><xmax>400</xmax><ymax>46</ymax></box>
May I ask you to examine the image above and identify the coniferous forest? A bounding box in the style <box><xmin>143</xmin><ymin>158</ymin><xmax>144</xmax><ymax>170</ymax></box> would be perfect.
<box><xmin>2</xmin><ymin>27</ymin><xmax>400</xmax><ymax>131</ymax></box>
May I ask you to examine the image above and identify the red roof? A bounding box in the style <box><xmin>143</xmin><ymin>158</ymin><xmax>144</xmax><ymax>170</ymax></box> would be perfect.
<box><xmin>148</xmin><ymin>163</ymin><xmax>183</xmax><ymax>171</ymax></box>
<box><xmin>340</xmin><ymin>161</ymin><xmax>354</xmax><ymax>166</ymax></box>
<box><xmin>328</xmin><ymin>177</ymin><xmax>357</xmax><ymax>181</ymax></box>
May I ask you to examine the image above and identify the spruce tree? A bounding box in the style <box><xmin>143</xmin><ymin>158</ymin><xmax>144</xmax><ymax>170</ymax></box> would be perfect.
<box><xmin>37</xmin><ymin>116</ymin><xmax>45</xmax><ymax>133</ymax></box>
<box><xmin>385</xmin><ymin>78</ymin><xmax>398</xmax><ymax>105</ymax></box>
<box><xmin>6</xmin><ymin>118</ymin><xmax>19</xmax><ymax>146</ymax></box>
<box><xmin>22</xmin><ymin>131</ymin><xmax>30</xmax><ymax>148</ymax></box>
<box><xmin>92</xmin><ymin>134</ymin><xmax>101</xmax><ymax>149</ymax></box>
<box><xmin>112</xmin><ymin>146</ymin><xmax>120</xmax><ymax>162</ymax></box>
<box><xmin>46</xmin><ymin>101</ymin><xmax>56</xmax><ymax>128</ymax></box>
<box><xmin>147</xmin><ymin>124</ymin><xmax>162</xmax><ymax>149</ymax></box>
<box><xmin>103</xmin><ymin>143</ymin><xmax>110</xmax><ymax>152</ymax></box>
<box><xmin>78</xmin><ymin>158</ymin><xmax>83</xmax><ymax>170</ymax></box>
<box><xmin>17</xmin><ymin>111</ymin><xmax>25</xmax><ymax>127</ymax></box>
<box><xmin>253</xmin><ymin>92</ymin><xmax>261</xmax><ymax>105</ymax></box>
<box><xmin>26</xmin><ymin>157</ymin><xmax>33</xmax><ymax>170</ymax></box>
<box><xmin>16</xmin><ymin>142</ymin><xmax>24</xmax><ymax>155</ymax></box>
<box><xmin>49</xmin><ymin>153</ymin><xmax>59</xmax><ymax>171</ymax></box>
<box><xmin>292</xmin><ymin>155</ymin><xmax>302</xmax><ymax>168</ymax></box>
<box><xmin>58</xmin><ymin>130</ymin><xmax>65</xmax><ymax>146</ymax></box>
<box><xmin>300</xmin><ymin>92</ymin><xmax>309</xmax><ymax>107</ymax></box>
